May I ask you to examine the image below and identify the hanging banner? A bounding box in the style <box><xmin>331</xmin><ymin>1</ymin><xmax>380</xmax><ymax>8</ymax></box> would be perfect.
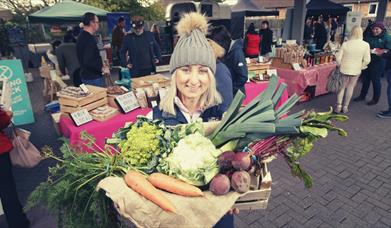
<box><xmin>0</xmin><ymin>59</ymin><xmax>35</xmax><ymax>125</ymax></box>
<box><xmin>346</xmin><ymin>11</ymin><xmax>362</xmax><ymax>35</ymax></box>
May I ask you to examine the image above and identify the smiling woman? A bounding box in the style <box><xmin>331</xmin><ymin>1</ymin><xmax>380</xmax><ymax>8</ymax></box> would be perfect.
<box><xmin>153</xmin><ymin>12</ymin><xmax>224</xmax><ymax>125</ymax></box>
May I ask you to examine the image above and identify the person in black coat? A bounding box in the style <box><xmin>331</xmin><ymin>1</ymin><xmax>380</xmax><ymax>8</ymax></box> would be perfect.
<box><xmin>209</xmin><ymin>25</ymin><xmax>248</xmax><ymax>96</ymax></box>
<box><xmin>259</xmin><ymin>20</ymin><xmax>273</xmax><ymax>55</ymax></box>
<box><xmin>314</xmin><ymin>17</ymin><xmax>328</xmax><ymax>50</ymax></box>
<box><xmin>120</xmin><ymin>16</ymin><xmax>161</xmax><ymax>77</ymax></box>
<box><xmin>303</xmin><ymin>18</ymin><xmax>313</xmax><ymax>43</ymax></box>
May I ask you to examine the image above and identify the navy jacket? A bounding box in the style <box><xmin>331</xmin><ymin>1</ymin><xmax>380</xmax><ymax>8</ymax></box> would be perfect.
<box><xmin>153</xmin><ymin>105</ymin><xmax>224</xmax><ymax>126</ymax></box>
<box><xmin>259</xmin><ymin>28</ymin><xmax>273</xmax><ymax>55</ymax></box>
<box><xmin>120</xmin><ymin>31</ymin><xmax>161</xmax><ymax>72</ymax></box>
<box><xmin>215</xmin><ymin>60</ymin><xmax>233</xmax><ymax>112</ymax></box>
<box><xmin>223</xmin><ymin>39</ymin><xmax>248</xmax><ymax>96</ymax></box>
<box><xmin>76</xmin><ymin>30</ymin><xmax>103</xmax><ymax>80</ymax></box>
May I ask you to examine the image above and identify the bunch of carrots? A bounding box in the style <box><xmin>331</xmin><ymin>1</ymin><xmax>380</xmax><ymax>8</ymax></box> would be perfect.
<box><xmin>124</xmin><ymin>171</ymin><xmax>204</xmax><ymax>213</ymax></box>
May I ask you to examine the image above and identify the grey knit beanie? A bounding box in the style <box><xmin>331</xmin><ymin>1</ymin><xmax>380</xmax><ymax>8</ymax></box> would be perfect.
<box><xmin>170</xmin><ymin>13</ymin><xmax>216</xmax><ymax>74</ymax></box>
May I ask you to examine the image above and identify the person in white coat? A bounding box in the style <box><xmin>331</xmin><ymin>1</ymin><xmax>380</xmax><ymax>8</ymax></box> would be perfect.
<box><xmin>335</xmin><ymin>26</ymin><xmax>371</xmax><ymax>113</ymax></box>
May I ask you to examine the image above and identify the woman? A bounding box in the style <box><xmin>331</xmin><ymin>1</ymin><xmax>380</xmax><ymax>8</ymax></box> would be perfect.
<box><xmin>354</xmin><ymin>21</ymin><xmax>391</xmax><ymax>105</ymax></box>
<box><xmin>335</xmin><ymin>26</ymin><xmax>371</xmax><ymax>113</ymax></box>
<box><xmin>258</xmin><ymin>20</ymin><xmax>273</xmax><ymax>56</ymax></box>
<box><xmin>0</xmin><ymin>108</ymin><xmax>30</xmax><ymax>228</ymax></box>
<box><xmin>244</xmin><ymin>23</ymin><xmax>261</xmax><ymax>58</ymax></box>
<box><xmin>150</xmin><ymin>24</ymin><xmax>162</xmax><ymax>47</ymax></box>
<box><xmin>153</xmin><ymin>12</ymin><xmax>237</xmax><ymax>228</ymax></box>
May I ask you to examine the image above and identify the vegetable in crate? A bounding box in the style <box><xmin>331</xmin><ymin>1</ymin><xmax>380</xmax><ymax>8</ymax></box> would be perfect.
<box><xmin>231</xmin><ymin>171</ymin><xmax>251</xmax><ymax>193</ymax></box>
<box><xmin>209</xmin><ymin>174</ymin><xmax>231</xmax><ymax>195</ymax></box>
<box><xmin>147</xmin><ymin>173</ymin><xmax>204</xmax><ymax>197</ymax></box>
<box><xmin>157</xmin><ymin>132</ymin><xmax>222</xmax><ymax>186</ymax></box>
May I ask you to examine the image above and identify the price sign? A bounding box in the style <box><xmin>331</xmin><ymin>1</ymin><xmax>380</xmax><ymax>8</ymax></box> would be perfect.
<box><xmin>266</xmin><ymin>69</ymin><xmax>278</xmax><ymax>77</ymax></box>
<box><xmin>79</xmin><ymin>84</ymin><xmax>90</xmax><ymax>93</ymax></box>
<box><xmin>292</xmin><ymin>63</ymin><xmax>302</xmax><ymax>71</ymax></box>
<box><xmin>70</xmin><ymin>109</ymin><xmax>93</xmax><ymax>126</ymax></box>
<box><xmin>115</xmin><ymin>92</ymin><xmax>140</xmax><ymax>113</ymax></box>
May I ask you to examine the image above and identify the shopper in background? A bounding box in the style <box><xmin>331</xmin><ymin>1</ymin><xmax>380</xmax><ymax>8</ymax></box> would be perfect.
<box><xmin>335</xmin><ymin>26</ymin><xmax>371</xmax><ymax>113</ymax></box>
<box><xmin>304</xmin><ymin>18</ymin><xmax>313</xmax><ymax>44</ymax></box>
<box><xmin>0</xmin><ymin>108</ymin><xmax>30</xmax><ymax>228</ymax></box>
<box><xmin>209</xmin><ymin>25</ymin><xmax>248</xmax><ymax>96</ymax></box>
<box><xmin>208</xmin><ymin>39</ymin><xmax>233</xmax><ymax>112</ymax></box>
<box><xmin>378</xmin><ymin>43</ymin><xmax>391</xmax><ymax>118</ymax></box>
<box><xmin>120</xmin><ymin>16</ymin><xmax>161</xmax><ymax>77</ymax></box>
<box><xmin>314</xmin><ymin>16</ymin><xmax>328</xmax><ymax>50</ymax></box>
<box><xmin>56</xmin><ymin>31</ymin><xmax>81</xmax><ymax>86</ymax></box>
<box><xmin>46</xmin><ymin>40</ymin><xmax>61</xmax><ymax>72</ymax></box>
<box><xmin>354</xmin><ymin>21</ymin><xmax>391</xmax><ymax>105</ymax></box>
<box><xmin>76</xmin><ymin>12</ymin><xmax>107</xmax><ymax>87</ymax></box>
<box><xmin>330</xmin><ymin>17</ymin><xmax>338</xmax><ymax>42</ymax></box>
<box><xmin>363</xmin><ymin>19</ymin><xmax>374</xmax><ymax>40</ymax></box>
<box><xmin>111</xmin><ymin>17</ymin><xmax>126</xmax><ymax>66</ymax></box>
<box><xmin>259</xmin><ymin>20</ymin><xmax>273</xmax><ymax>56</ymax></box>
<box><xmin>151</xmin><ymin>24</ymin><xmax>162</xmax><ymax>48</ymax></box>
<box><xmin>244</xmin><ymin>23</ymin><xmax>261</xmax><ymax>58</ymax></box>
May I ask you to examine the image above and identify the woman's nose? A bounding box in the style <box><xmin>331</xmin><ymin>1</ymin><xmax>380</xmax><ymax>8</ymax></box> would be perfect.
<box><xmin>188</xmin><ymin>70</ymin><xmax>200</xmax><ymax>85</ymax></box>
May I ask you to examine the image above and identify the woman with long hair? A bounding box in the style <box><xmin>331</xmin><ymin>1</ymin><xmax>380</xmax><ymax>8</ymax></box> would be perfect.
<box><xmin>335</xmin><ymin>25</ymin><xmax>371</xmax><ymax>113</ymax></box>
<box><xmin>150</xmin><ymin>23</ymin><xmax>162</xmax><ymax>47</ymax></box>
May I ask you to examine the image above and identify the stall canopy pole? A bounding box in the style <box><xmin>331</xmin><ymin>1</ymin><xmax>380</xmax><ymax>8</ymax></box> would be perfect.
<box><xmin>291</xmin><ymin>0</ymin><xmax>306</xmax><ymax>44</ymax></box>
<box><xmin>376</xmin><ymin>0</ymin><xmax>388</xmax><ymax>23</ymax></box>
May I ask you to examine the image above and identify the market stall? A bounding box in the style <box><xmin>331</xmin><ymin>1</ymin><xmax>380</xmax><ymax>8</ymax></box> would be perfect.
<box><xmin>58</xmin><ymin>80</ymin><xmax>289</xmax><ymax>148</ymax></box>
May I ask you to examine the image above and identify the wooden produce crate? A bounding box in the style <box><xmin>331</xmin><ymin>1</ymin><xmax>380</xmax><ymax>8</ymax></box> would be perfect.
<box><xmin>58</xmin><ymin>85</ymin><xmax>108</xmax><ymax>113</ymax></box>
<box><xmin>234</xmin><ymin>163</ymin><xmax>272</xmax><ymax>210</ymax></box>
<box><xmin>132</xmin><ymin>74</ymin><xmax>171</xmax><ymax>89</ymax></box>
<box><xmin>0</xmin><ymin>78</ymin><xmax>12</xmax><ymax>110</ymax></box>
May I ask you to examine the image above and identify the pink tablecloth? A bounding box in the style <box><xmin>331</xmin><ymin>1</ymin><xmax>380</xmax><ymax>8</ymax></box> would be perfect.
<box><xmin>59</xmin><ymin>108</ymin><xmax>151</xmax><ymax>149</ymax></box>
<box><xmin>276</xmin><ymin>63</ymin><xmax>337</xmax><ymax>96</ymax></box>
<box><xmin>59</xmin><ymin>81</ymin><xmax>289</xmax><ymax>148</ymax></box>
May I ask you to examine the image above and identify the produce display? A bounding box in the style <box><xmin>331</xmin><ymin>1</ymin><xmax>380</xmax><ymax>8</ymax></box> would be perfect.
<box><xmin>275</xmin><ymin>44</ymin><xmax>306</xmax><ymax>65</ymax></box>
<box><xmin>58</xmin><ymin>86</ymin><xmax>90</xmax><ymax>98</ymax></box>
<box><xmin>28</xmin><ymin>75</ymin><xmax>348</xmax><ymax>227</ymax></box>
<box><xmin>0</xmin><ymin>78</ymin><xmax>11</xmax><ymax>110</ymax></box>
<box><xmin>89</xmin><ymin>105</ymin><xmax>118</xmax><ymax>122</ymax></box>
<box><xmin>107</xmin><ymin>86</ymin><xmax>126</xmax><ymax>95</ymax></box>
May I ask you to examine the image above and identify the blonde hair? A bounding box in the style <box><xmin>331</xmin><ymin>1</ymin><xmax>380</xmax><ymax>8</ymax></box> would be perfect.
<box><xmin>150</xmin><ymin>24</ymin><xmax>159</xmax><ymax>33</ymax></box>
<box><xmin>349</xmin><ymin>25</ymin><xmax>363</xmax><ymax>40</ymax></box>
<box><xmin>159</xmin><ymin>68</ymin><xmax>222</xmax><ymax>115</ymax></box>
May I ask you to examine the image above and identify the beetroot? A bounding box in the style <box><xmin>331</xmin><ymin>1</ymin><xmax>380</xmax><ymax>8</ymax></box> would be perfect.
<box><xmin>209</xmin><ymin>174</ymin><xmax>231</xmax><ymax>195</ymax></box>
<box><xmin>231</xmin><ymin>171</ymin><xmax>251</xmax><ymax>193</ymax></box>
<box><xmin>232</xmin><ymin>152</ymin><xmax>252</xmax><ymax>171</ymax></box>
<box><xmin>218</xmin><ymin>151</ymin><xmax>235</xmax><ymax>171</ymax></box>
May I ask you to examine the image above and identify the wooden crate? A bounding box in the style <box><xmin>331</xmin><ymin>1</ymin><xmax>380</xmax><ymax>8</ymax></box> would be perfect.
<box><xmin>58</xmin><ymin>85</ymin><xmax>108</xmax><ymax>113</ymax></box>
<box><xmin>131</xmin><ymin>74</ymin><xmax>171</xmax><ymax>89</ymax></box>
<box><xmin>60</xmin><ymin>97</ymin><xmax>108</xmax><ymax>113</ymax></box>
<box><xmin>234</xmin><ymin>163</ymin><xmax>272</xmax><ymax>210</ymax></box>
<box><xmin>247</xmin><ymin>62</ymin><xmax>271</xmax><ymax>77</ymax></box>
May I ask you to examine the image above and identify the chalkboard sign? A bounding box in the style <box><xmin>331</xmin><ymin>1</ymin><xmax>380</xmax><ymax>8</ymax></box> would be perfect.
<box><xmin>115</xmin><ymin>92</ymin><xmax>140</xmax><ymax>113</ymax></box>
<box><xmin>70</xmin><ymin>109</ymin><xmax>93</xmax><ymax>126</ymax></box>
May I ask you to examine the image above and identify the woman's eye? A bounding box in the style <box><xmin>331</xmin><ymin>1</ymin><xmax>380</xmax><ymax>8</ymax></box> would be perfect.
<box><xmin>199</xmin><ymin>68</ymin><xmax>208</xmax><ymax>74</ymax></box>
<box><xmin>181</xmin><ymin>67</ymin><xmax>190</xmax><ymax>73</ymax></box>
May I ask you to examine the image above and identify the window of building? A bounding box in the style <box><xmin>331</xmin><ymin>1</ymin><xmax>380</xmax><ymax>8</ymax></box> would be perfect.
<box><xmin>368</xmin><ymin>2</ymin><xmax>378</xmax><ymax>16</ymax></box>
<box><xmin>344</xmin><ymin>4</ymin><xmax>353</xmax><ymax>11</ymax></box>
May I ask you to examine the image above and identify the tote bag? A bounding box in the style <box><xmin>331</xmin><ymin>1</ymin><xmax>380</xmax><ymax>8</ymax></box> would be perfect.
<box><xmin>326</xmin><ymin>66</ymin><xmax>344</xmax><ymax>93</ymax></box>
<box><xmin>9</xmin><ymin>126</ymin><xmax>42</xmax><ymax>168</ymax></box>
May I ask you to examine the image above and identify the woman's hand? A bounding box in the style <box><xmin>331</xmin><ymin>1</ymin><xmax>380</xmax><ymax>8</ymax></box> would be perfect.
<box><xmin>228</xmin><ymin>208</ymin><xmax>240</xmax><ymax>215</ymax></box>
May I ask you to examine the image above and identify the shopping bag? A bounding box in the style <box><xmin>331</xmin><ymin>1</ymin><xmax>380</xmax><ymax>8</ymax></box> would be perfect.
<box><xmin>9</xmin><ymin>126</ymin><xmax>42</xmax><ymax>168</ymax></box>
<box><xmin>326</xmin><ymin>66</ymin><xmax>343</xmax><ymax>93</ymax></box>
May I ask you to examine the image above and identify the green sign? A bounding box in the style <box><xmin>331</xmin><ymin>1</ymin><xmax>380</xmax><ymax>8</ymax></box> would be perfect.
<box><xmin>0</xmin><ymin>60</ymin><xmax>35</xmax><ymax>125</ymax></box>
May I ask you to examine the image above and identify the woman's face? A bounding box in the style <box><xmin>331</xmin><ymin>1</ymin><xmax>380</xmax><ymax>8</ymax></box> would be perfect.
<box><xmin>372</xmin><ymin>27</ymin><xmax>382</xmax><ymax>36</ymax></box>
<box><xmin>176</xmin><ymin>65</ymin><xmax>211</xmax><ymax>100</ymax></box>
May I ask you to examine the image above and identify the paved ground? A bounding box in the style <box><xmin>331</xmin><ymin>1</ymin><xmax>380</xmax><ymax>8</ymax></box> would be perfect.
<box><xmin>1</xmin><ymin>68</ymin><xmax>390</xmax><ymax>228</ymax></box>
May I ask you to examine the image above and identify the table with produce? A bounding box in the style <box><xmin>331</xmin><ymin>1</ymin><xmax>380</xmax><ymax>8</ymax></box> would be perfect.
<box><xmin>28</xmin><ymin>76</ymin><xmax>348</xmax><ymax>227</ymax></box>
<box><xmin>271</xmin><ymin>43</ymin><xmax>337</xmax><ymax>98</ymax></box>
<box><xmin>58</xmin><ymin>79</ymin><xmax>288</xmax><ymax>149</ymax></box>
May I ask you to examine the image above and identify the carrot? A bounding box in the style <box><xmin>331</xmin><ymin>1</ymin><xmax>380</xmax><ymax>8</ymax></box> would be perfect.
<box><xmin>147</xmin><ymin>173</ymin><xmax>204</xmax><ymax>197</ymax></box>
<box><xmin>124</xmin><ymin>170</ymin><xmax>176</xmax><ymax>213</ymax></box>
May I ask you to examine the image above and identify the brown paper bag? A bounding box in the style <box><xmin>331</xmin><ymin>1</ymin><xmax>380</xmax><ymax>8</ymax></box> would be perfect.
<box><xmin>97</xmin><ymin>177</ymin><xmax>241</xmax><ymax>228</ymax></box>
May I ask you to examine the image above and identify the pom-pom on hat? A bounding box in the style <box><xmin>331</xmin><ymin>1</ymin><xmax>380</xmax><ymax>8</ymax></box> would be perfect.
<box><xmin>169</xmin><ymin>12</ymin><xmax>216</xmax><ymax>74</ymax></box>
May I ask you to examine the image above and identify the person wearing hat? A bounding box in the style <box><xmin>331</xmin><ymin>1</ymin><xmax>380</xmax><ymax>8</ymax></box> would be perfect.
<box><xmin>354</xmin><ymin>21</ymin><xmax>391</xmax><ymax>105</ymax></box>
<box><xmin>120</xmin><ymin>16</ymin><xmax>161</xmax><ymax>78</ymax></box>
<box><xmin>152</xmin><ymin>13</ymin><xmax>237</xmax><ymax>227</ymax></box>
<box><xmin>153</xmin><ymin>12</ymin><xmax>224</xmax><ymax>125</ymax></box>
